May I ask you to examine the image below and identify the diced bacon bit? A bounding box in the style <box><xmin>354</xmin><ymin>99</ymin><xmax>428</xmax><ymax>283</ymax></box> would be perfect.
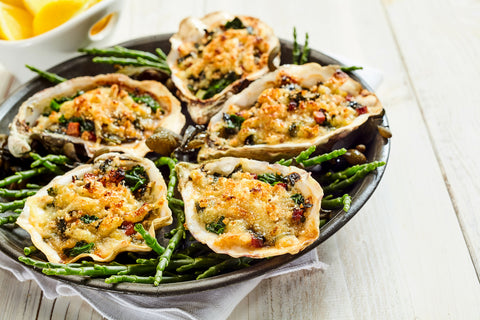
<box><xmin>249</xmin><ymin>186</ymin><xmax>261</xmax><ymax>192</ymax></box>
<box><xmin>99</xmin><ymin>168</ymin><xmax>125</xmax><ymax>186</ymax></box>
<box><xmin>356</xmin><ymin>106</ymin><xmax>369</xmax><ymax>115</ymax></box>
<box><xmin>292</xmin><ymin>208</ymin><xmax>305</xmax><ymax>223</ymax></box>
<box><xmin>121</xmin><ymin>221</ymin><xmax>136</xmax><ymax>236</ymax></box>
<box><xmin>313</xmin><ymin>110</ymin><xmax>326</xmax><ymax>124</ymax></box>
<box><xmin>66</xmin><ymin>122</ymin><xmax>80</xmax><ymax>137</ymax></box>
<box><xmin>345</xmin><ymin>94</ymin><xmax>353</xmax><ymax>101</ymax></box>
<box><xmin>276</xmin><ymin>182</ymin><xmax>287</xmax><ymax>189</ymax></box>
<box><xmin>81</xmin><ymin>130</ymin><xmax>96</xmax><ymax>142</ymax></box>
<box><xmin>251</xmin><ymin>235</ymin><xmax>264</xmax><ymax>248</ymax></box>
<box><xmin>250</xmin><ymin>173</ymin><xmax>258</xmax><ymax>179</ymax></box>
<box><xmin>287</xmin><ymin>100</ymin><xmax>298</xmax><ymax>111</ymax></box>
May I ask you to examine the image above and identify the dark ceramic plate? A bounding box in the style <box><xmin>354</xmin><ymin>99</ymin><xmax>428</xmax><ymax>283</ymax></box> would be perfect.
<box><xmin>0</xmin><ymin>34</ymin><xmax>390</xmax><ymax>295</ymax></box>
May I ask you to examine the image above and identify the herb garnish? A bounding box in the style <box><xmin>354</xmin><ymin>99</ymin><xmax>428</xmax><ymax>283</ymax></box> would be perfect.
<box><xmin>80</xmin><ymin>215</ymin><xmax>99</xmax><ymax>224</ymax></box>
<box><xmin>257</xmin><ymin>173</ymin><xmax>285</xmax><ymax>186</ymax></box>
<box><xmin>124</xmin><ymin>166</ymin><xmax>148</xmax><ymax>192</ymax></box>
<box><xmin>291</xmin><ymin>193</ymin><xmax>305</xmax><ymax>205</ymax></box>
<box><xmin>206</xmin><ymin>216</ymin><xmax>226</xmax><ymax>234</ymax></box>
<box><xmin>223</xmin><ymin>113</ymin><xmax>245</xmax><ymax>134</ymax></box>
<box><xmin>65</xmin><ymin>241</ymin><xmax>94</xmax><ymax>257</ymax></box>
<box><xmin>130</xmin><ymin>93</ymin><xmax>162</xmax><ymax>113</ymax></box>
<box><xmin>224</xmin><ymin>17</ymin><xmax>245</xmax><ymax>30</ymax></box>
<box><xmin>59</xmin><ymin>115</ymin><xmax>94</xmax><ymax>132</ymax></box>
<box><xmin>202</xmin><ymin>72</ymin><xmax>239</xmax><ymax>99</ymax></box>
<box><xmin>50</xmin><ymin>91</ymin><xmax>85</xmax><ymax>112</ymax></box>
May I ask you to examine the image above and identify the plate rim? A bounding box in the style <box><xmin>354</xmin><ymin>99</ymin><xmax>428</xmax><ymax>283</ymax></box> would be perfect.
<box><xmin>0</xmin><ymin>34</ymin><xmax>390</xmax><ymax>295</ymax></box>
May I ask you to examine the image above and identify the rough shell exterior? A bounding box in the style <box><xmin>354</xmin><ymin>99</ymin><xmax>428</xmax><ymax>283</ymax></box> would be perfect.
<box><xmin>198</xmin><ymin>63</ymin><xmax>384</xmax><ymax>162</ymax></box>
<box><xmin>16</xmin><ymin>152</ymin><xmax>172</xmax><ymax>264</ymax></box>
<box><xmin>167</xmin><ymin>11</ymin><xmax>280</xmax><ymax>124</ymax></box>
<box><xmin>7</xmin><ymin>73</ymin><xmax>185</xmax><ymax>158</ymax></box>
<box><xmin>176</xmin><ymin>157</ymin><xmax>322</xmax><ymax>258</ymax></box>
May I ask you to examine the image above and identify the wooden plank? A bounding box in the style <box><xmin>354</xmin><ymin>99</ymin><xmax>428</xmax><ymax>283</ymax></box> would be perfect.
<box><xmin>1</xmin><ymin>0</ymin><xmax>479</xmax><ymax>319</ymax></box>
<box><xmin>107</xmin><ymin>0</ymin><xmax>205</xmax><ymax>43</ymax></box>
<box><xmin>0</xmin><ymin>269</ymin><xmax>43</xmax><ymax>320</ymax></box>
<box><xmin>197</xmin><ymin>0</ymin><xmax>480</xmax><ymax>319</ymax></box>
<box><xmin>382</xmin><ymin>0</ymin><xmax>480</xmax><ymax>275</ymax></box>
<box><xmin>0</xmin><ymin>65</ymin><xmax>15</xmax><ymax>102</ymax></box>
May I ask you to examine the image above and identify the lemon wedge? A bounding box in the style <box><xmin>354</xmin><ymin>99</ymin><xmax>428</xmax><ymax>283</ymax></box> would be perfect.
<box><xmin>22</xmin><ymin>0</ymin><xmax>52</xmax><ymax>16</ymax></box>
<box><xmin>0</xmin><ymin>2</ymin><xmax>33</xmax><ymax>40</ymax></box>
<box><xmin>0</xmin><ymin>0</ymin><xmax>24</xmax><ymax>7</ymax></box>
<box><xmin>33</xmin><ymin>0</ymin><xmax>88</xmax><ymax>36</ymax></box>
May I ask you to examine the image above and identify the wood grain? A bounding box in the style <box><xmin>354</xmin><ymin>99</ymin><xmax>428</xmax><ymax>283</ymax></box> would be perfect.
<box><xmin>0</xmin><ymin>0</ymin><xmax>479</xmax><ymax>319</ymax></box>
<box><xmin>382</xmin><ymin>0</ymin><xmax>480</xmax><ymax>276</ymax></box>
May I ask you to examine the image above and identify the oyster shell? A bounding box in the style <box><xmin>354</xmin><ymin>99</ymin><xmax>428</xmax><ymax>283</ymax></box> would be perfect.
<box><xmin>167</xmin><ymin>11</ymin><xmax>280</xmax><ymax>124</ymax></box>
<box><xmin>198</xmin><ymin>63</ymin><xmax>383</xmax><ymax>162</ymax></box>
<box><xmin>16</xmin><ymin>152</ymin><xmax>172</xmax><ymax>264</ymax></box>
<box><xmin>176</xmin><ymin>157</ymin><xmax>322</xmax><ymax>258</ymax></box>
<box><xmin>8</xmin><ymin>73</ymin><xmax>185</xmax><ymax>159</ymax></box>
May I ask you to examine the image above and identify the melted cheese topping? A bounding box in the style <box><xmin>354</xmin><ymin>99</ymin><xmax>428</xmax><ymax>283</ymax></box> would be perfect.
<box><xmin>33</xmin><ymin>85</ymin><xmax>164</xmax><ymax>145</ymax></box>
<box><xmin>189</xmin><ymin>169</ymin><xmax>312</xmax><ymax>250</ymax></box>
<box><xmin>28</xmin><ymin>162</ymin><xmax>152</xmax><ymax>261</ymax></box>
<box><xmin>175</xmin><ymin>17</ymin><xmax>271</xmax><ymax>95</ymax></box>
<box><xmin>212</xmin><ymin>70</ymin><xmax>366</xmax><ymax>147</ymax></box>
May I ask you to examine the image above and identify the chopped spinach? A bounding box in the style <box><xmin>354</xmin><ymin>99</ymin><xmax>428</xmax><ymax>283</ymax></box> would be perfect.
<box><xmin>65</xmin><ymin>241</ymin><xmax>94</xmax><ymax>257</ymax></box>
<box><xmin>224</xmin><ymin>17</ymin><xmax>245</xmax><ymax>30</ymax></box>
<box><xmin>130</xmin><ymin>93</ymin><xmax>162</xmax><ymax>113</ymax></box>
<box><xmin>124</xmin><ymin>165</ymin><xmax>148</xmax><ymax>192</ymax></box>
<box><xmin>206</xmin><ymin>216</ymin><xmax>226</xmax><ymax>234</ymax></box>
<box><xmin>80</xmin><ymin>215</ymin><xmax>99</xmax><ymax>224</ymax></box>
<box><xmin>202</xmin><ymin>72</ymin><xmax>239</xmax><ymax>99</ymax></box>
<box><xmin>58</xmin><ymin>114</ymin><xmax>67</xmax><ymax>124</ymax></box>
<box><xmin>58</xmin><ymin>115</ymin><xmax>94</xmax><ymax>133</ymax></box>
<box><xmin>223</xmin><ymin>113</ymin><xmax>245</xmax><ymax>134</ymax></box>
<box><xmin>50</xmin><ymin>91</ymin><xmax>84</xmax><ymax>112</ymax></box>
<box><xmin>291</xmin><ymin>193</ymin><xmax>305</xmax><ymax>205</ymax></box>
<box><xmin>257</xmin><ymin>173</ymin><xmax>286</xmax><ymax>186</ymax></box>
<box><xmin>291</xmin><ymin>192</ymin><xmax>312</xmax><ymax>209</ymax></box>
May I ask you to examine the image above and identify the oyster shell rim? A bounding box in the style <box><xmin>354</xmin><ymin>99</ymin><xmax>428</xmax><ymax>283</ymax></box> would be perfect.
<box><xmin>176</xmin><ymin>157</ymin><xmax>323</xmax><ymax>259</ymax></box>
<box><xmin>15</xmin><ymin>152</ymin><xmax>173</xmax><ymax>264</ymax></box>
<box><xmin>166</xmin><ymin>11</ymin><xmax>281</xmax><ymax>125</ymax></box>
<box><xmin>7</xmin><ymin>73</ymin><xmax>186</xmax><ymax>159</ymax></box>
<box><xmin>198</xmin><ymin>62</ymin><xmax>384</xmax><ymax>162</ymax></box>
<box><xmin>0</xmin><ymin>34</ymin><xmax>390</xmax><ymax>295</ymax></box>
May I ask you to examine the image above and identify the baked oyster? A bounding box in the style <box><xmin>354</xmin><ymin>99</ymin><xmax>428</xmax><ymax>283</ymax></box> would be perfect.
<box><xmin>198</xmin><ymin>63</ymin><xmax>383</xmax><ymax>162</ymax></box>
<box><xmin>16</xmin><ymin>152</ymin><xmax>172</xmax><ymax>264</ymax></box>
<box><xmin>167</xmin><ymin>11</ymin><xmax>280</xmax><ymax>124</ymax></box>
<box><xmin>8</xmin><ymin>73</ymin><xmax>185</xmax><ymax>159</ymax></box>
<box><xmin>176</xmin><ymin>157</ymin><xmax>322</xmax><ymax>258</ymax></box>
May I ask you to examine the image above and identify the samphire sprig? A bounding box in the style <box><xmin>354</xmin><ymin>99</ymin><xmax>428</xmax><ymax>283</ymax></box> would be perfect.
<box><xmin>79</xmin><ymin>46</ymin><xmax>171</xmax><ymax>75</ymax></box>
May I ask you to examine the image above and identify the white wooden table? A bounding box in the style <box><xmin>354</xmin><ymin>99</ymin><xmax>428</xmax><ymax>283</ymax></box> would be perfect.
<box><xmin>1</xmin><ymin>0</ymin><xmax>480</xmax><ymax>319</ymax></box>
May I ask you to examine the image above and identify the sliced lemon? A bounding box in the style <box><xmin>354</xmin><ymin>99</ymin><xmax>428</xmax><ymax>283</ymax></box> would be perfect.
<box><xmin>22</xmin><ymin>0</ymin><xmax>52</xmax><ymax>16</ymax></box>
<box><xmin>0</xmin><ymin>0</ymin><xmax>25</xmax><ymax>8</ymax></box>
<box><xmin>0</xmin><ymin>2</ymin><xmax>33</xmax><ymax>40</ymax></box>
<box><xmin>32</xmin><ymin>0</ymin><xmax>88</xmax><ymax>36</ymax></box>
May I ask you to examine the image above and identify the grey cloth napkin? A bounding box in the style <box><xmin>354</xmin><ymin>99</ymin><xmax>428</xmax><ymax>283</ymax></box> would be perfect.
<box><xmin>0</xmin><ymin>249</ymin><xmax>326</xmax><ymax>320</ymax></box>
<box><xmin>0</xmin><ymin>57</ymin><xmax>381</xmax><ymax>320</ymax></box>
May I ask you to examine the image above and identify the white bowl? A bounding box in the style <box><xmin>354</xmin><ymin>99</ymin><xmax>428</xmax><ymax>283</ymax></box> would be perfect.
<box><xmin>0</xmin><ymin>0</ymin><xmax>126</xmax><ymax>83</ymax></box>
